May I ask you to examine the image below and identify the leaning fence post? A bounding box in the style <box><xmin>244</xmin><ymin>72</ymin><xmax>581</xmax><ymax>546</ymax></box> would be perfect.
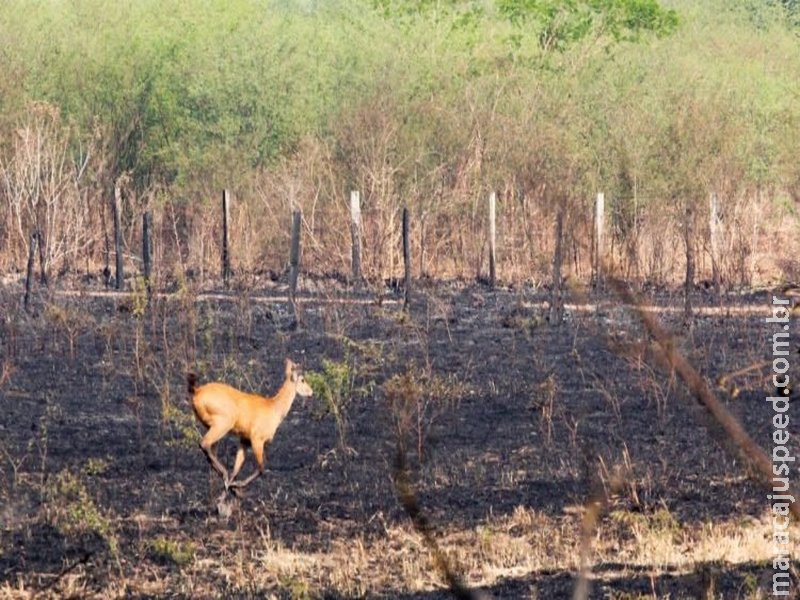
<box><xmin>143</xmin><ymin>211</ymin><xmax>153</xmax><ymax>300</ymax></box>
<box><xmin>24</xmin><ymin>231</ymin><xmax>38</xmax><ymax>312</ymax></box>
<box><xmin>350</xmin><ymin>190</ymin><xmax>362</xmax><ymax>289</ymax></box>
<box><xmin>113</xmin><ymin>185</ymin><xmax>124</xmax><ymax>290</ymax></box>
<box><xmin>402</xmin><ymin>206</ymin><xmax>411</xmax><ymax>311</ymax></box>
<box><xmin>288</xmin><ymin>208</ymin><xmax>302</xmax><ymax>325</ymax></box>
<box><xmin>222</xmin><ymin>189</ymin><xmax>232</xmax><ymax>287</ymax></box>
<box><xmin>489</xmin><ymin>191</ymin><xmax>497</xmax><ymax>288</ymax></box>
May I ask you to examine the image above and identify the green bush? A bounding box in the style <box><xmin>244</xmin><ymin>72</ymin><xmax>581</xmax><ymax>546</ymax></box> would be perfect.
<box><xmin>306</xmin><ymin>358</ymin><xmax>355</xmax><ymax>450</ymax></box>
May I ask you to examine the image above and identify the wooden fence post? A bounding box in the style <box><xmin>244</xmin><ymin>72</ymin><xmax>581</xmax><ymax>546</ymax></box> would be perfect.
<box><xmin>419</xmin><ymin>213</ymin><xmax>427</xmax><ymax>278</ymax></box>
<box><xmin>288</xmin><ymin>208</ymin><xmax>302</xmax><ymax>324</ymax></box>
<box><xmin>24</xmin><ymin>231</ymin><xmax>38</xmax><ymax>312</ymax></box>
<box><xmin>222</xmin><ymin>189</ymin><xmax>232</xmax><ymax>287</ymax></box>
<box><xmin>102</xmin><ymin>205</ymin><xmax>111</xmax><ymax>288</ymax></box>
<box><xmin>683</xmin><ymin>205</ymin><xmax>695</xmax><ymax>320</ymax></box>
<box><xmin>113</xmin><ymin>185</ymin><xmax>124</xmax><ymax>290</ymax></box>
<box><xmin>36</xmin><ymin>230</ymin><xmax>47</xmax><ymax>287</ymax></box>
<box><xmin>143</xmin><ymin>211</ymin><xmax>152</xmax><ymax>300</ymax></box>
<box><xmin>593</xmin><ymin>192</ymin><xmax>604</xmax><ymax>285</ymax></box>
<box><xmin>402</xmin><ymin>206</ymin><xmax>411</xmax><ymax>311</ymax></box>
<box><xmin>549</xmin><ymin>209</ymin><xmax>565</xmax><ymax>324</ymax></box>
<box><xmin>350</xmin><ymin>191</ymin><xmax>362</xmax><ymax>289</ymax></box>
<box><xmin>709</xmin><ymin>192</ymin><xmax>720</xmax><ymax>298</ymax></box>
<box><xmin>489</xmin><ymin>191</ymin><xmax>497</xmax><ymax>288</ymax></box>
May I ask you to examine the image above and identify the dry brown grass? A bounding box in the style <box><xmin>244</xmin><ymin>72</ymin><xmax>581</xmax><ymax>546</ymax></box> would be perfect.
<box><xmin>1</xmin><ymin>501</ymin><xmax>794</xmax><ymax>599</ymax></box>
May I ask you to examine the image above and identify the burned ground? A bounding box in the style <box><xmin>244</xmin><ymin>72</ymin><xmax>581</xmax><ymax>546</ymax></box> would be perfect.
<box><xmin>0</xmin><ymin>278</ymin><xmax>797</xmax><ymax>598</ymax></box>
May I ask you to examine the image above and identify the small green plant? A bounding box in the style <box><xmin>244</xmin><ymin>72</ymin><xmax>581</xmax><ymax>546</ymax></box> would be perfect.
<box><xmin>278</xmin><ymin>574</ymin><xmax>311</xmax><ymax>600</ymax></box>
<box><xmin>34</xmin><ymin>395</ymin><xmax>61</xmax><ymax>484</ymax></box>
<box><xmin>83</xmin><ymin>457</ymin><xmax>110</xmax><ymax>477</ymax></box>
<box><xmin>198</xmin><ymin>301</ymin><xmax>216</xmax><ymax>363</ymax></box>
<box><xmin>741</xmin><ymin>571</ymin><xmax>759</xmax><ymax>595</ymax></box>
<box><xmin>162</xmin><ymin>396</ymin><xmax>200</xmax><ymax>450</ymax></box>
<box><xmin>305</xmin><ymin>337</ymin><xmax>382</xmax><ymax>454</ymax></box>
<box><xmin>610</xmin><ymin>505</ymin><xmax>680</xmax><ymax>547</ymax></box>
<box><xmin>130</xmin><ymin>276</ymin><xmax>149</xmax><ymax>318</ymax></box>
<box><xmin>149</xmin><ymin>537</ymin><xmax>195</xmax><ymax>567</ymax></box>
<box><xmin>46</xmin><ymin>468</ymin><xmax>118</xmax><ymax>556</ymax></box>
<box><xmin>305</xmin><ymin>358</ymin><xmax>354</xmax><ymax>452</ymax></box>
<box><xmin>650</xmin><ymin>506</ymin><xmax>680</xmax><ymax>536</ymax></box>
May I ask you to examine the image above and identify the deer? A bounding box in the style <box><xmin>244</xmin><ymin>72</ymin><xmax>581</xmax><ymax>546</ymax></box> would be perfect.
<box><xmin>188</xmin><ymin>358</ymin><xmax>313</xmax><ymax>495</ymax></box>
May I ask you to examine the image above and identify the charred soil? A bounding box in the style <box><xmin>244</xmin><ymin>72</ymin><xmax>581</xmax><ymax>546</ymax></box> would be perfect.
<box><xmin>0</xmin><ymin>278</ymin><xmax>797</xmax><ymax>598</ymax></box>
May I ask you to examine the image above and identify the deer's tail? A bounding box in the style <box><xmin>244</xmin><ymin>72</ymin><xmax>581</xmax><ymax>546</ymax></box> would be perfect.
<box><xmin>187</xmin><ymin>372</ymin><xmax>198</xmax><ymax>396</ymax></box>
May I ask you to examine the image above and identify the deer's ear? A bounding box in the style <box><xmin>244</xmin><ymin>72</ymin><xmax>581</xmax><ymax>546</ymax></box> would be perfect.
<box><xmin>285</xmin><ymin>358</ymin><xmax>295</xmax><ymax>378</ymax></box>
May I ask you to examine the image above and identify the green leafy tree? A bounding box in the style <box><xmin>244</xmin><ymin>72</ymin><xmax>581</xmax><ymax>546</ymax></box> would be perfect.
<box><xmin>497</xmin><ymin>0</ymin><xmax>679</xmax><ymax>50</ymax></box>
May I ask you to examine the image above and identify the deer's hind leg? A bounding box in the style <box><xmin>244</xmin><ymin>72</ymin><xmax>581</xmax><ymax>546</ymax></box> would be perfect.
<box><xmin>199</xmin><ymin>421</ymin><xmax>234</xmax><ymax>484</ymax></box>
<box><xmin>229</xmin><ymin>442</ymin><xmax>248</xmax><ymax>483</ymax></box>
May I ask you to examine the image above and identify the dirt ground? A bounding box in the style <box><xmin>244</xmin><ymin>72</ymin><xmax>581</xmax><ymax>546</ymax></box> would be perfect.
<box><xmin>0</xmin><ymin>275</ymin><xmax>798</xmax><ymax>598</ymax></box>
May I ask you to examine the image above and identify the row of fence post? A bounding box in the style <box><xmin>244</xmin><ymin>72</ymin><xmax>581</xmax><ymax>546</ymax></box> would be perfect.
<box><xmin>206</xmin><ymin>189</ymin><xmax>613</xmax><ymax>319</ymax></box>
<box><xmin>22</xmin><ymin>188</ymin><xmax>610</xmax><ymax>313</ymax></box>
<box><xmin>22</xmin><ymin>188</ymin><xmax>629</xmax><ymax>315</ymax></box>
<box><xmin>20</xmin><ymin>183</ymin><xmax>729</xmax><ymax>328</ymax></box>
<box><xmin>344</xmin><ymin>190</ymin><xmax>609</xmax><ymax>292</ymax></box>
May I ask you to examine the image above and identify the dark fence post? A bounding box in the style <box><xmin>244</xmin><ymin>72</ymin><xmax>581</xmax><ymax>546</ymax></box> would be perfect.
<box><xmin>549</xmin><ymin>209</ymin><xmax>565</xmax><ymax>324</ymax></box>
<box><xmin>222</xmin><ymin>189</ymin><xmax>232</xmax><ymax>287</ymax></box>
<box><xmin>113</xmin><ymin>185</ymin><xmax>124</xmax><ymax>290</ymax></box>
<box><xmin>143</xmin><ymin>211</ymin><xmax>152</xmax><ymax>300</ymax></box>
<box><xmin>683</xmin><ymin>205</ymin><xmax>695</xmax><ymax>320</ymax></box>
<box><xmin>24</xmin><ymin>231</ymin><xmax>38</xmax><ymax>312</ymax></box>
<box><xmin>288</xmin><ymin>208</ymin><xmax>302</xmax><ymax>325</ymax></box>
<box><xmin>402</xmin><ymin>206</ymin><xmax>411</xmax><ymax>312</ymax></box>
<box><xmin>36</xmin><ymin>229</ymin><xmax>47</xmax><ymax>287</ymax></box>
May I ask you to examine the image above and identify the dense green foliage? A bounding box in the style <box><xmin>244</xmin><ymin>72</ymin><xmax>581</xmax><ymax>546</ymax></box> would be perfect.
<box><xmin>0</xmin><ymin>0</ymin><xmax>681</xmax><ymax>194</ymax></box>
<box><xmin>0</xmin><ymin>0</ymin><xmax>798</xmax><ymax>283</ymax></box>
<box><xmin>3</xmin><ymin>0</ymin><xmax>382</xmax><ymax>193</ymax></box>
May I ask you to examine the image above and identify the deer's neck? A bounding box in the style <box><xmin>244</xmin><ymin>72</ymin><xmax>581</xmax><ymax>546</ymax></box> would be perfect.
<box><xmin>270</xmin><ymin>379</ymin><xmax>297</xmax><ymax>420</ymax></box>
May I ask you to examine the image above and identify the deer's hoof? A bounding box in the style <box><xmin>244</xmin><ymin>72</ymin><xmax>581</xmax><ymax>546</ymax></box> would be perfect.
<box><xmin>216</xmin><ymin>492</ymin><xmax>233</xmax><ymax>518</ymax></box>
